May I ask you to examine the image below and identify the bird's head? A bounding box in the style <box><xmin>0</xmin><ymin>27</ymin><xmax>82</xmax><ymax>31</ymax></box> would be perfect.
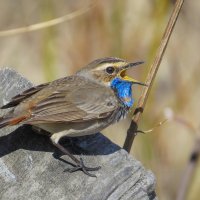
<box><xmin>77</xmin><ymin>57</ymin><xmax>146</xmax><ymax>87</ymax></box>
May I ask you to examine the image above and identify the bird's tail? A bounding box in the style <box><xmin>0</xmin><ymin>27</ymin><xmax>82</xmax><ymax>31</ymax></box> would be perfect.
<box><xmin>0</xmin><ymin>115</ymin><xmax>27</xmax><ymax>129</ymax></box>
<box><xmin>0</xmin><ymin>117</ymin><xmax>11</xmax><ymax>129</ymax></box>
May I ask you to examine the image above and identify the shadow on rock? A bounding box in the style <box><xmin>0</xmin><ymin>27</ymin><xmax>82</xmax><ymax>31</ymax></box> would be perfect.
<box><xmin>0</xmin><ymin>125</ymin><xmax>120</xmax><ymax>159</ymax></box>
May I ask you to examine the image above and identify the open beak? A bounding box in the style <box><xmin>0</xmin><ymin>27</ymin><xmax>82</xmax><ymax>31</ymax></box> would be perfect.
<box><xmin>118</xmin><ymin>61</ymin><xmax>148</xmax><ymax>86</ymax></box>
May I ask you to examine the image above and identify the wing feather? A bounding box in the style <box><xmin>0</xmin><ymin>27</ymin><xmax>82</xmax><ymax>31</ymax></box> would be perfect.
<box><xmin>1</xmin><ymin>83</ymin><xmax>49</xmax><ymax>109</ymax></box>
<box><xmin>27</xmin><ymin>78</ymin><xmax>118</xmax><ymax>123</ymax></box>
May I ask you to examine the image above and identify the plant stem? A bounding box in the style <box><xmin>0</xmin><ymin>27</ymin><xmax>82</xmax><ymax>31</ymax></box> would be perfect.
<box><xmin>123</xmin><ymin>0</ymin><xmax>185</xmax><ymax>152</ymax></box>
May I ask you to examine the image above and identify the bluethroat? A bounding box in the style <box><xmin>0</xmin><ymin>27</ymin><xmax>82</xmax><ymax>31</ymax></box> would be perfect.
<box><xmin>0</xmin><ymin>57</ymin><xmax>146</xmax><ymax>177</ymax></box>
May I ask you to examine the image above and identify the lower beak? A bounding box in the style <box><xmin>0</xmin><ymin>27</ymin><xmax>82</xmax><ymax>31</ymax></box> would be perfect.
<box><xmin>119</xmin><ymin>61</ymin><xmax>147</xmax><ymax>86</ymax></box>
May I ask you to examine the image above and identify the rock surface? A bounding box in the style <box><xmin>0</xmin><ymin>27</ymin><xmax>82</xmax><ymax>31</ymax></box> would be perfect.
<box><xmin>0</xmin><ymin>68</ymin><xmax>157</xmax><ymax>200</ymax></box>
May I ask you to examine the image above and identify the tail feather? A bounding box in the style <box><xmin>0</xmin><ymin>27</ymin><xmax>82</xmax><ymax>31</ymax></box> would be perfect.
<box><xmin>0</xmin><ymin>117</ymin><xmax>11</xmax><ymax>129</ymax></box>
<box><xmin>0</xmin><ymin>115</ymin><xmax>27</xmax><ymax>129</ymax></box>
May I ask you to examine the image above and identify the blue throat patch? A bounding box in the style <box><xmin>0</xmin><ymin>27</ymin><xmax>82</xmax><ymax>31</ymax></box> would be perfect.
<box><xmin>111</xmin><ymin>77</ymin><xmax>134</xmax><ymax>107</ymax></box>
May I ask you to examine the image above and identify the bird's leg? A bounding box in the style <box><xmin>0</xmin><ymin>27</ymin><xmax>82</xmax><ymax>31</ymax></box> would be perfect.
<box><xmin>50</xmin><ymin>136</ymin><xmax>100</xmax><ymax>177</ymax></box>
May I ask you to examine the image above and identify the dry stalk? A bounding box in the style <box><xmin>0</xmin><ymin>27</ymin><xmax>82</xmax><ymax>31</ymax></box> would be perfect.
<box><xmin>0</xmin><ymin>2</ymin><xmax>95</xmax><ymax>37</ymax></box>
<box><xmin>123</xmin><ymin>0</ymin><xmax>185</xmax><ymax>152</ymax></box>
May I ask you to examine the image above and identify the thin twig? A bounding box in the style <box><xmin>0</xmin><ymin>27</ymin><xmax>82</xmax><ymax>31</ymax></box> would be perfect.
<box><xmin>176</xmin><ymin>137</ymin><xmax>200</xmax><ymax>200</ymax></box>
<box><xmin>123</xmin><ymin>0</ymin><xmax>185</xmax><ymax>152</ymax></box>
<box><xmin>0</xmin><ymin>2</ymin><xmax>95</xmax><ymax>37</ymax></box>
<box><xmin>137</xmin><ymin>119</ymin><xmax>168</xmax><ymax>134</ymax></box>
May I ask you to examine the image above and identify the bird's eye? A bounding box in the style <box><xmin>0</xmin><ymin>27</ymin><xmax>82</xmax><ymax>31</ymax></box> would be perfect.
<box><xmin>106</xmin><ymin>66</ymin><xmax>115</xmax><ymax>74</ymax></box>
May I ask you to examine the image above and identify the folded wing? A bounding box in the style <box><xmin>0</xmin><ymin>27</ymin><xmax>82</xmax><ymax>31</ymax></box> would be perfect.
<box><xmin>26</xmin><ymin>77</ymin><xmax>119</xmax><ymax>124</ymax></box>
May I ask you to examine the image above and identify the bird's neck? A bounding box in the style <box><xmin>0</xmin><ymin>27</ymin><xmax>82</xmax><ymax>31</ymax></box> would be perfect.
<box><xmin>111</xmin><ymin>78</ymin><xmax>134</xmax><ymax>108</ymax></box>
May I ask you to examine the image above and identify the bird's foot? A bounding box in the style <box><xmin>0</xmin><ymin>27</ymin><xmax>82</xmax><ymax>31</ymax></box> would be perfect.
<box><xmin>64</xmin><ymin>158</ymin><xmax>101</xmax><ymax>177</ymax></box>
<box><xmin>51</xmin><ymin>140</ymin><xmax>100</xmax><ymax>177</ymax></box>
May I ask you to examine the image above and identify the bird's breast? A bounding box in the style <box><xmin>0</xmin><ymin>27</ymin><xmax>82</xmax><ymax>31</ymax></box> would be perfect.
<box><xmin>112</xmin><ymin>106</ymin><xmax>129</xmax><ymax>123</ymax></box>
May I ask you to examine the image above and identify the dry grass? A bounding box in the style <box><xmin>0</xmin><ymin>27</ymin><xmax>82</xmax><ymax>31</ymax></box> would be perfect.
<box><xmin>0</xmin><ymin>0</ymin><xmax>200</xmax><ymax>199</ymax></box>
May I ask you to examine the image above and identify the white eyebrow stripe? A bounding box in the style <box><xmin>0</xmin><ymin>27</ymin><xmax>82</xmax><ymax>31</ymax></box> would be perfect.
<box><xmin>93</xmin><ymin>62</ymin><xmax>127</xmax><ymax>71</ymax></box>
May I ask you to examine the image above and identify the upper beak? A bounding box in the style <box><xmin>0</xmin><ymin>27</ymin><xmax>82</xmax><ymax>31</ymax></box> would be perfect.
<box><xmin>119</xmin><ymin>61</ymin><xmax>148</xmax><ymax>86</ymax></box>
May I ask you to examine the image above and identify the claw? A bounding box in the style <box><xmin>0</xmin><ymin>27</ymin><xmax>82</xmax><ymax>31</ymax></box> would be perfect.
<box><xmin>64</xmin><ymin>158</ymin><xmax>101</xmax><ymax>177</ymax></box>
<box><xmin>51</xmin><ymin>139</ymin><xmax>101</xmax><ymax>177</ymax></box>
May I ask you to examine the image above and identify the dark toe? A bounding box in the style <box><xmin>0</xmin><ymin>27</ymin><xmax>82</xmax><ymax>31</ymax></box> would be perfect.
<box><xmin>64</xmin><ymin>158</ymin><xmax>100</xmax><ymax>177</ymax></box>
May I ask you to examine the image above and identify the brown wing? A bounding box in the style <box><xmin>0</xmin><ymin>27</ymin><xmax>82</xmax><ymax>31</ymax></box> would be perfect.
<box><xmin>1</xmin><ymin>83</ymin><xmax>49</xmax><ymax>109</ymax></box>
<box><xmin>26</xmin><ymin>78</ymin><xmax>119</xmax><ymax>124</ymax></box>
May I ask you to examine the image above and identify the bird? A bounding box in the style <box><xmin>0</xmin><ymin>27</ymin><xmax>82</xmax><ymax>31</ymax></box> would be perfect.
<box><xmin>0</xmin><ymin>57</ymin><xmax>146</xmax><ymax>177</ymax></box>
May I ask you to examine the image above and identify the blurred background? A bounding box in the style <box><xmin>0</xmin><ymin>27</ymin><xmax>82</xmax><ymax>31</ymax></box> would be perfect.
<box><xmin>0</xmin><ymin>0</ymin><xmax>199</xmax><ymax>199</ymax></box>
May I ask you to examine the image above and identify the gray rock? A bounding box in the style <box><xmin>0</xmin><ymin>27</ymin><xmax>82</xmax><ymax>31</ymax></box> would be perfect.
<box><xmin>0</xmin><ymin>68</ymin><xmax>157</xmax><ymax>200</ymax></box>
